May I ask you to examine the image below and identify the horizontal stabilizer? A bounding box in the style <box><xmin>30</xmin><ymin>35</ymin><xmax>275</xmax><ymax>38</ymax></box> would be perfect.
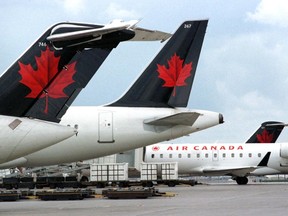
<box><xmin>47</xmin><ymin>20</ymin><xmax>137</xmax><ymax>42</ymax></box>
<box><xmin>144</xmin><ymin>112</ymin><xmax>200</xmax><ymax>126</ymax></box>
<box><xmin>47</xmin><ymin>20</ymin><xmax>171</xmax><ymax>43</ymax></box>
<box><xmin>130</xmin><ymin>27</ymin><xmax>172</xmax><ymax>42</ymax></box>
<box><xmin>265</xmin><ymin>123</ymin><xmax>288</xmax><ymax>127</ymax></box>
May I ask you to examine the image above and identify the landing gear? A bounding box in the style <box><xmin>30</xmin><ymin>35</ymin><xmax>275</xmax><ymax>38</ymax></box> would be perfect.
<box><xmin>235</xmin><ymin>176</ymin><xmax>248</xmax><ymax>185</ymax></box>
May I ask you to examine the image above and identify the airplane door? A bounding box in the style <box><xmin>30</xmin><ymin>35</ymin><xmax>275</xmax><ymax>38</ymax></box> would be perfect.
<box><xmin>98</xmin><ymin>112</ymin><xmax>114</xmax><ymax>143</ymax></box>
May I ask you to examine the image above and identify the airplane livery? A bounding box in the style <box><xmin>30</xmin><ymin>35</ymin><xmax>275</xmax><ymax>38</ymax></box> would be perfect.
<box><xmin>0</xmin><ymin>20</ymin><xmax>171</xmax><ymax>164</ymax></box>
<box><xmin>145</xmin><ymin>121</ymin><xmax>288</xmax><ymax>184</ymax></box>
<box><xmin>0</xmin><ymin>19</ymin><xmax>224</xmax><ymax>168</ymax></box>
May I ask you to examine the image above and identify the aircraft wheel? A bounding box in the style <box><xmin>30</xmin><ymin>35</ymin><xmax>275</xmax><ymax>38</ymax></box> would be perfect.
<box><xmin>236</xmin><ymin>177</ymin><xmax>248</xmax><ymax>185</ymax></box>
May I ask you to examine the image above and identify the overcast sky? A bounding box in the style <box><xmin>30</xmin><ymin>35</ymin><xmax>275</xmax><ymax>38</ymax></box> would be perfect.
<box><xmin>1</xmin><ymin>0</ymin><xmax>288</xmax><ymax>143</ymax></box>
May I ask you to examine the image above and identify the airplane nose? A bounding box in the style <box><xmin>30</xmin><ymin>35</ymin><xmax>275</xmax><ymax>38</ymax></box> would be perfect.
<box><xmin>219</xmin><ymin>113</ymin><xmax>224</xmax><ymax>124</ymax></box>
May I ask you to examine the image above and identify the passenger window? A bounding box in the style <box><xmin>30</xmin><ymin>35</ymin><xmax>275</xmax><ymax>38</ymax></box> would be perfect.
<box><xmin>197</xmin><ymin>153</ymin><xmax>200</xmax><ymax>158</ymax></box>
<box><xmin>249</xmin><ymin>153</ymin><xmax>252</xmax><ymax>158</ymax></box>
<box><xmin>214</xmin><ymin>153</ymin><xmax>217</xmax><ymax>158</ymax></box>
<box><xmin>258</xmin><ymin>153</ymin><xmax>261</xmax><ymax>157</ymax></box>
<box><xmin>151</xmin><ymin>154</ymin><xmax>154</xmax><ymax>159</ymax></box>
<box><xmin>239</xmin><ymin>153</ymin><xmax>243</xmax><ymax>158</ymax></box>
<box><xmin>205</xmin><ymin>153</ymin><xmax>209</xmax><ymax>158</ymax></box>
<box><xmin>187</xmin><ymin>153</ymin><xmax>191</xmax><ymax>158</ymax></box>
<box><xmin>231</xmin><ymin>153</ymin><xmax>235</xmax><ymax>158</ymax></box>
<box><xmin>178</xmin><ymin>154</ymin><xmax>182</xmax><ymax>158</ymax></box>
<box><xmin>160</xmin><ymin>154</ymin><xmax>163</xmax><ymax>158</ymax></box>
<box><xmin>222</xmin><ymin>153</ymin><xmax>226</xmax><ymax>158</ymax></box>
<box><xmin>169</xmin><ymin>154</ymin><xmax>172</xmax><ymax>158</ymax></box>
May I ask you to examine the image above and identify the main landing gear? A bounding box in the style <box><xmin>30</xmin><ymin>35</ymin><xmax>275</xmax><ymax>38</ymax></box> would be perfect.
<box><xmin>235</xmin><ymin>176</ymin><xmax>248</xmax><ymax>185</ymax></box>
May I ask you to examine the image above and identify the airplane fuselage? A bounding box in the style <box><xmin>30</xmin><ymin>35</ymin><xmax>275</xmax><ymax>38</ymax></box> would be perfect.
<box><xmin>0</xmin><ymin>106</ymin><xmax>222</xmax><ymax>168</ymax></box>
<box><xmin>0</xmin><ymin>115</ymin><xmax>77</xmax><ymax>164</ymax></box>
<box><xmin>145</xmin><ymin>143</ymin><xmax>288</xmax><ymax>176</ymax></box>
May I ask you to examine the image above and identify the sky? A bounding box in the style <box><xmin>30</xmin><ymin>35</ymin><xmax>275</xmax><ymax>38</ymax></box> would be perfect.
<box><xmin>0</xmin><ymin>0</ymin><xmax>288</xmax><ymax>143</ymax></box>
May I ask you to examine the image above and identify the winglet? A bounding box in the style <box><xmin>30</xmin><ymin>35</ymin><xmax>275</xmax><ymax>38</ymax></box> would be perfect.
<box><xmin>257</xmin><ymin>152</ymin><xmax>271</xmax><ymax>167</ymax></box>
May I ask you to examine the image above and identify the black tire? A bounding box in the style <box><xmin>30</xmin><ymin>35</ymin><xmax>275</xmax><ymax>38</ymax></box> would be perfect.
<box><xmin>236</xmin><ymin>177</ymin><xmax>248</xmax><ymax>185</ymax></box>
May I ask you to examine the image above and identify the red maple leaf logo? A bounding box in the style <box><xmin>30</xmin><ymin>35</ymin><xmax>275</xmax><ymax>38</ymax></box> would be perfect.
<box><xmin>256</xmin><ymin>129</ymin><xmax>274</xmax><ymax>143</ymax></box>
<box><xmin>152</xmin><ymin>146</ymin><xmax>160</xmax><ymax>151</ymax></box>
<box><xmin>157</xmin><ymin>53</ymin><xmax>192</xmax><ymax>96</ymax></box>
<box><xmin>18</xmin><ymin>47</ymin><xmax>76</xmax><ymax>113</ymax></box>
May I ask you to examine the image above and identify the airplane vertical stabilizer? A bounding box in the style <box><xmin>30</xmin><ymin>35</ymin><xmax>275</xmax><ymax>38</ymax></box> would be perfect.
<box><xmin>109</xmin><ymin>20</ymin><xmax>208</xmax><ymax>108</ymax></box>
<box><xmin>246</xmin><ymin>121</ymin><xmax>286</xmax><ymax>143</ymax></box>
<box><xmin>0</xmin><ymin>21</ymin><xmax>136</xmax><ymax>122</ymax></box>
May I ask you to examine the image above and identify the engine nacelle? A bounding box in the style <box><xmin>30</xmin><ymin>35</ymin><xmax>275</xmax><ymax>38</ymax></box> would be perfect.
<box><xmin>280</xmin><ymin>143</ymin><xmax>288</xmax><ymax>158</ymax></box>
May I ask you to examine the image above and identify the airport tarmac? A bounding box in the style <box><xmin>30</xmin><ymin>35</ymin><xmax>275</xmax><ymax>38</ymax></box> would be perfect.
<box><xmin>0</xmin><ymin>183</ymin><xmax>287</xmax><ymax>216</ymax></box>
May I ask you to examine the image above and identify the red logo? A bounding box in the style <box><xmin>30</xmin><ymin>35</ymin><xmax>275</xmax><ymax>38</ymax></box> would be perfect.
<box><xmin>256</xmin><ymin>129</ymin><xmax>273</xmax><ymax>143</ymax></box>
<box><xmin>157</xmin><ymin>53</ymin><xmax>192</xmax><ymax>96</ymax></box>
<box><xmin>19</xmin><ymin>47</ymin><xmax>76</xmax><ymax>113</ymax></box>
<box><xmin>152</xmin><ymin>146</ymin><xmax>160</xmax><ymax>151</ymax></box>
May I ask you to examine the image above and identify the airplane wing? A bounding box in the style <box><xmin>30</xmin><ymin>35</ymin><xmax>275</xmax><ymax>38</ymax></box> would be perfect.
<box><xmin>202</xmin><ymin>152</ymin><xmax>271</xmax><ymax>177</ymax></box>
<box><xmin>47</xmin><ymin>20</ymin><xmax>172</xmax><ymax>42</ymax></box>
<box><xmin>144</xmin><ymin>112</ymin><xmax>200</xmax><ymax>126</ymax></box>
<box><xmin>202</xmin><ymin>166</ymin><xmax>259</xmax><ymax>177</ymax></box>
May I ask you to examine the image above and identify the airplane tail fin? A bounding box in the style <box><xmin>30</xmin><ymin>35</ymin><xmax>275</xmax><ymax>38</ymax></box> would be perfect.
<box><xmin>0</xmin><ymin>21</ymin><xmax>168</xmax><ymax>122</ymax></box>
<box><xmin>109</xmin><ymin>20</ymin><xmax>208</xmax><ymax>108</ymax></box>
<box><xmin>0</xmin><ymin>22</ymin><xmax>129</xmax><ymax>122</ymax></box>
<box><xmin>246</xmin><ymin>121</ymin><xmax>287</xmax><ymax>143</ymax></box>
